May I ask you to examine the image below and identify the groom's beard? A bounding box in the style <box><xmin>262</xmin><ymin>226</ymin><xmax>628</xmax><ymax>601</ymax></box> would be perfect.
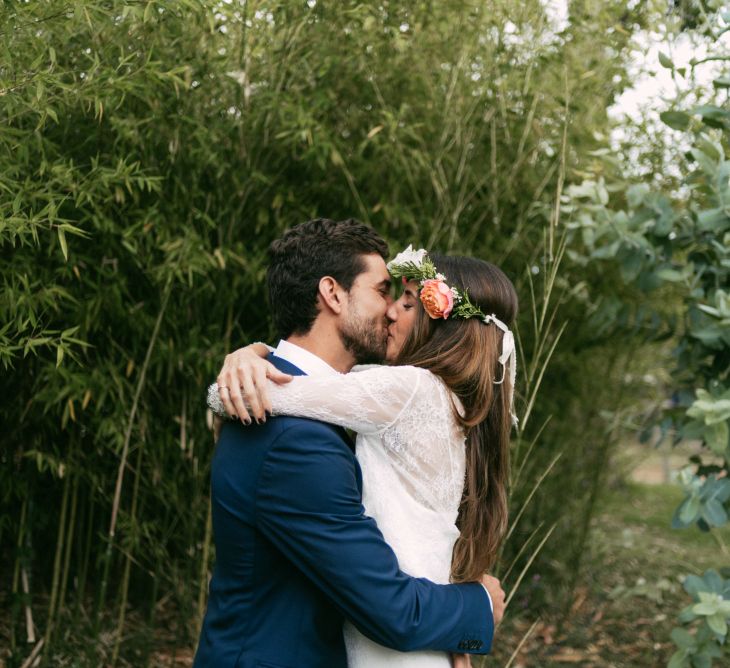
<box><xmin>340</xmin><ymin>310</ymin><xmax>388</xmax><ymax>365</ymax></box>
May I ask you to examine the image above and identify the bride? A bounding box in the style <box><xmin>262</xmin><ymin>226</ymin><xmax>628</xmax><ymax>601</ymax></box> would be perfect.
<box><xmin>210</xmin><ymin>248</ymin><xmax>517</xmax><ymax>668</ymax></box>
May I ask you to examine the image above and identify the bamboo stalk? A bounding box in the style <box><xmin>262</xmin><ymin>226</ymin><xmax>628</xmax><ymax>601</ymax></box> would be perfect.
<box><xmin>21</xmin><ymin>567</ymin><xmax>35</xmax><ymax>643</ymax></box>
<box><xmin>111</xmin><ymin>440</ymin><xmax>145</xmax><ymax>666</ymax></box>
<box><xmin>502</xmin><ymin>452</ymin><xmax>562</xmax><ymax>547</ymax></box>
<box><xmin>19</xmin><ymin>638</ymin><xmax>44</xmax><ymax>668</ymax></box>
<box><xmin>98</xmin><ymin>279</ymin><xmax>172</xmax><ymax>627</ymax></box>
<box><xmin>57</xmin><ymin>473</ymin><xmax>79</xmax><ymax>615</ymax></box>
<box><xmin>11</xmin><ymin>496</ymin><xmax>29</xmax><ymax>652</ymax></box>
<box><xmin>511</xmin><ymin>416</ymin><xmax>551</xmax><ymax>491</ymax></box>
<box><xmin>505</xmin><ymin>523</ymin><xmax>557</xmax><ymax>609</ymax></box>
<box><xmin>196</xmin><ymin>496</ymin><xmax>213</xmax><ymax>641</ymax></box>
<box><xmin>548</xmin><ymin>67</ymin><xmax>569</xmax><ymax>262</ymax></box>
<box><xmin>563</xmin><ymin>351</ymin><xmax>625</xmax><ymax>607</ymax></box>
<box><xmin>41</xmin><ymin>472</ymin><xmax>70</xmax><ymax>665</ymax></box>
<box><xmin>500</xmin><ymin>522</ymin><xmax>545</xmax><ymax>583</ymax></box>
<box><xmin>504</xmin><ymin>618</ymin><xmax>540</xmax><ymax>668</ymax></box>
<box><xmin>143</xmin><ymin>570</ymin><xmax>160</xmax><ymax>668</ymax></box>
<box><xmin>76</xmin><ymin>486</ymin><xmax>94</xmax><ymax>616</ymax></box>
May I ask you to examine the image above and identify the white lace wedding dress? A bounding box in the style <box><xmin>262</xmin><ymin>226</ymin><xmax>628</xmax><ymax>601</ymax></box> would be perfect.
<box><xmin>263</xmin><ymin>364</ymin><xmax>467</xmax><ymax>668</ymax></box>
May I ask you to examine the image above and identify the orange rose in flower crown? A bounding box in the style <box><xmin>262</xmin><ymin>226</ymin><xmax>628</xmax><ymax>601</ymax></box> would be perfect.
<box><xmin>386</xmin><ymin>244</ymin><xmax>479</xmax><ymax>322</ymax></box>
<box><xmin>420</xmin><ymin>279</ymin><xmax>454</xmax><ymax>319</ymax></box>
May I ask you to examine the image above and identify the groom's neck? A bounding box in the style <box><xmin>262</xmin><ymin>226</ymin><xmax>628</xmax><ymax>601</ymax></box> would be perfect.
<box><xmin>286</xmin><ymin>322</ymin><xmax>355</xmax><ymax>374</ymax></box>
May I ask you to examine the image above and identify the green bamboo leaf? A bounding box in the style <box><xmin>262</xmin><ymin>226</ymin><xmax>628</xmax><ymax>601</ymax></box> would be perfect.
<box><xmin>144</xmin><ymin>1</ymin><xmax>154</xmax><ymax>23</ymax></box>
<box><xmin>58</xmin><ymin>227</ymin><xmax>68</xmax><ymax>261</ymax></box>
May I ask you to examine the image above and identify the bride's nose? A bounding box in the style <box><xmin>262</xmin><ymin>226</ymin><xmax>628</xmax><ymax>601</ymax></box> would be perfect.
<box><xmin>386</xmin><ymin>300</ymin><xmax>399</xmax><ymax>323</ymax></box>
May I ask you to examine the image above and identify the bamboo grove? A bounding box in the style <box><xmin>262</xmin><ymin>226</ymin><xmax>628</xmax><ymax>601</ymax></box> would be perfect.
<box><xmin>0</xmin><ymin>1</ymin><xmax>676</xmax><ymax>665</ymax></box>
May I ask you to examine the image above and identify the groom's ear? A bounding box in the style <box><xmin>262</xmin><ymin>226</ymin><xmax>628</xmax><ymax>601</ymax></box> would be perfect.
<box><xmin>317</xmin><ymin>276</ymin><xmax>347</xmax><ymax>315</ymax></box>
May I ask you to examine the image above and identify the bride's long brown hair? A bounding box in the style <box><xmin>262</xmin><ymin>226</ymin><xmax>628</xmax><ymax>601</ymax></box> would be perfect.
<box><xmin>393</xmin><ymin>254</ymin><xmax>518</xmax><ymax>582</ymax></box>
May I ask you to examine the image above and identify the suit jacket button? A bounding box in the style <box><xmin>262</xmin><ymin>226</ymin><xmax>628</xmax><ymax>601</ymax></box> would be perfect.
<box><xmin>458</xmin><ymin>641</ymin><xmax>468</xmax><ymax>650</ymax></box>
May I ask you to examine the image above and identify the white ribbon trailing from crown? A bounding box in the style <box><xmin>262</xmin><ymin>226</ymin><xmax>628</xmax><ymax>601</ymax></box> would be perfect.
<box><xmin>482</xmin><ymin>313</ymin><xmax>518</xmax><ymax>426</ymax></box>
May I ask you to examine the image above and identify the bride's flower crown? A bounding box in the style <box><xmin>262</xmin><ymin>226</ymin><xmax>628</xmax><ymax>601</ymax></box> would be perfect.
<box><xmin>387</xmin><ymin>245</ymin><xmax>519</xmax><ymax>426</ymax></box>
<box><xmin>387</xmin><ymin>245</ymin><xmax>487</xmax><ymax>321</ymax></box>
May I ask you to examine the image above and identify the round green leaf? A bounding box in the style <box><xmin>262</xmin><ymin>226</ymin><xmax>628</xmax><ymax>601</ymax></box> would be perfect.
<box><xmin>659</xmin><ymin>51</ymin><xmax>674</xmax><ymax>69</ymax></box>
<box><xmin>660</xmin><ymin>111</ymin><xmax>691</xmax><ymax>130</ymax></box>
<box><xmin>706</xmin><ymin>612</ymin><xmax>727</xmax><ymax>637</ymax></box>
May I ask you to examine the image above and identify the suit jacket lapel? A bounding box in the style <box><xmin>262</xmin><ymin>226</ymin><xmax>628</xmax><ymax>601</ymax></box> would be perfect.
<box><xmin>267</xmin><ymin>353</ymin><xmax>356</xmax><ymax>454</ymax></box>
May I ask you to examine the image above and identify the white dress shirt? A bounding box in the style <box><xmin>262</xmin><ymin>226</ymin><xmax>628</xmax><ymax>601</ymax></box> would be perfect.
<box><xmin>273</xmin><ymin>340</ymin><xmax>339</xmax><ymax>377</ymax></box>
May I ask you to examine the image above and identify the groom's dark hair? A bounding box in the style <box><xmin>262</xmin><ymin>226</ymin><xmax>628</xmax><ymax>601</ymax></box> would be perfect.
<box><xmin>267</xmin><ymin>218</ymin><xmax>389</xmax><ymax>338</ymax></box>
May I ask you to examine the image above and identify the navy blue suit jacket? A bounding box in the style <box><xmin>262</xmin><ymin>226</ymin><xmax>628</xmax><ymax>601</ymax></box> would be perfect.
<box><xmin>194</xmin><ymin>354</ymin><xmax>493</xmax><ymax>668</ymax></box>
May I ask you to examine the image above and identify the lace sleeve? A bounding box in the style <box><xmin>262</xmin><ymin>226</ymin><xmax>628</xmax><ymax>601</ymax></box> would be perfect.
<box><xmin>262</xmin><ymin>365</ymin><xmax>425</xmax><ymax>435</ymax></box>
<box><xmin>207</xmin><ymin>366</ymin><xmax>427</xmax><ymax>434</ymax></box>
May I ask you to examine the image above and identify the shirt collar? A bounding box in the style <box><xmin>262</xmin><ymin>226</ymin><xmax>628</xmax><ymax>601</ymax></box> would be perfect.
<box><xmin>274</xmin><ymin>340</ymin><xmax>339</xmax><ymax>377</ymax></box>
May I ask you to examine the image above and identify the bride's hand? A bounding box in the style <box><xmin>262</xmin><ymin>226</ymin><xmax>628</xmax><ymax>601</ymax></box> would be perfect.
<box><xmin>217</xmin><ymin>344</ymin><xmax>292</xmax><ymax>423</ymax></box>
<box><xmin>452</xmin><ymin>654</ymin><xmax>472</xmax><ymax>668</ymax></box>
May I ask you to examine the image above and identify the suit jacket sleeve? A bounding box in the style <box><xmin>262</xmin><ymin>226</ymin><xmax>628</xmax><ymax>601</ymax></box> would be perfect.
<box><xmin>255</xmin><ymin>421</ymin><xmax>494</xmax><ymax>654</ymax></box>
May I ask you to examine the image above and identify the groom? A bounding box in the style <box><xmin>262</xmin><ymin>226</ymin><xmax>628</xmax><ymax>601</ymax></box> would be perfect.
<box><xmin>194</xmin><ymin>218</ymin><xmax>504</xmax><ymax>667</ymax></box>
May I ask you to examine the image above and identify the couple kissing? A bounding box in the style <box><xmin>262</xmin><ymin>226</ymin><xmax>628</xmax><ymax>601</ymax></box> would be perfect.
<box><xmin>195</xmin><ymin>217</ymin><xmax>517</xmax><ymax>668</ymax></box>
